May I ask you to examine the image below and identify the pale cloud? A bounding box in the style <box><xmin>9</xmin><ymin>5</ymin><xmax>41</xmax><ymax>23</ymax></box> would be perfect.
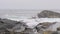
<box><xmin>0</xmin><ymin>0</ymin><xmax>60</xmax><ymax>9</ymax></box>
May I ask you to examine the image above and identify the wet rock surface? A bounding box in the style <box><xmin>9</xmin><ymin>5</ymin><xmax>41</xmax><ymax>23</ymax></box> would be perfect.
<box><xmin>35</xmin><ymin>22</ymin><xmax>56</xmax><ymax>32</ymax></box>
<box><xmin>20</xmin><ymin>28</ymin><xmax>38</xmax><ymax>34</ymax></box>
<box><xmin>0</xmin><ymin>18</ymin><xmax>58</xmax><ymax>34</ymax></box>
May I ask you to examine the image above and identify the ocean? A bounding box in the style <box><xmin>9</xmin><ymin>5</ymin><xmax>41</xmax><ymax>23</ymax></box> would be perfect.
<box><xmin>0</xmin><ymin>10</ymin><xmax>42</xmax><ymax>19</ymax></box>
<box><xmin>0</xmin><ymin>9</ymin><xmax>60</xmax><ymax>19</ymax></box>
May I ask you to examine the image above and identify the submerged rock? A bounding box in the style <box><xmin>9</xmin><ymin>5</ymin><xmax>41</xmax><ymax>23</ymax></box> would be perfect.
<box><xmin>37</xmin><ymin>10</ymin><xmax>60</xmax><ymax>18</ymax></box>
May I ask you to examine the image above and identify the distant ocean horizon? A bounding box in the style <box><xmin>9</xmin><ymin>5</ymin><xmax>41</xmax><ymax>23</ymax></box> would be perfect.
<box><xmin>0</xmin><ymin>9</ymin><xmax>60</xmax><ymax>18</ymax></box>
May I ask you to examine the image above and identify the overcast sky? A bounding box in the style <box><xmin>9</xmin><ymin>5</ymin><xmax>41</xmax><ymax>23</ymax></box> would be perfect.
<box><xmin>0</xmin><ymin>0</ymin><xmax>60</xmax><ymax>10</ymax></box>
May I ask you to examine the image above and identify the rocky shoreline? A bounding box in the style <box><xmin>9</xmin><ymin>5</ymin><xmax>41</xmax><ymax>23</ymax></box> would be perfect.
<box><xmin>0</xmin><ymin>10</ymin><xmax>60</xmax><ymax>34</ymax></box>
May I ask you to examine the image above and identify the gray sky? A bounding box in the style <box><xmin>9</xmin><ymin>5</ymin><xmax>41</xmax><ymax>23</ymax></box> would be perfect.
<box><xmin>0</xmin><ymin>0</ymin><xmax>60</xmax><ymax>10</ymax></box>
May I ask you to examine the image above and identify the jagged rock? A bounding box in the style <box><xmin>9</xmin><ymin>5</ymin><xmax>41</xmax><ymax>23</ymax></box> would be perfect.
<box><xmin>0</xmin><ymin>18</ymin><xmax>22</xmax><ymax>34</ymax></box>
<box><xmin>0</xmin><ymin>18</ymin><xmax>24</xmax><ymax>29</ymax></box>
<box><xmin>7</xmin><ymin>21</ymin><xmax>27</xmax><ymax>33</ymax></box>
<box><xmin>0</xmin><ymin>27</ymin><xmax>10</xmax><ymax>34</ymax></box>
<box><xmin>0</xmin><ymin>18</ymin><xmax>17</xmax><ymax>29</ymax></box>
<box><xmin>12</xmin><ymin>24</ymin><xmax>25</xmax><ymax>32</ymax></box>
<box><xmin>0</xmin><ymin>18</ymin><xmax>30</xmax><ymax>34</ymax></box>
<box><xmin>37</xmin><ymin>10</ymin><xmax>60</xmax><ymax>18</ymax></box>
<box><xmin>35</xmin><ymin>22</ymin><xmax>56</xmax><ymax>32</ymax></box>
<box><xmin>20</xmin><ymin>28</ymin><xmax>38</xmax><ymax>34</ymax></box>
<box><xmin>1</xmin><ymin>19</ymin><xmax>18</xmax><ymax>24</ymax></box>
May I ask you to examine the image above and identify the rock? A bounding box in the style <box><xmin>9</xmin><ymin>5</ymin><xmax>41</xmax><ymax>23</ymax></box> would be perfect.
<box><xmin>0</xmin><ymin>18</ymin><xmax>18</xmax><ymax>29</ymax></box>
<box><xmin>0</xmin><ymin>18</ymin><xmax>30</xmax><ymax>34</ymax></box>
<box><xmin>52</xmin><ymin>31</ymin><xmax>58</xmax><ymax>34</ymax></box>
<box><xmin>12</xmin><ymin>24</ymin><xmax>25</xmax><ymax>32</ymax></box>
<box><xmin>0</xmin><ymin>18</ymin><xmax>25</xmax><ymax>29</ymax></box>
<box><xmin>57</xmin><ymin>27</ymin><xmax>60</xmax><ymax>31</ymax></box>
<box><xmin>20</xmin><ymin>28</ymin><xmax>38</xmax><ymax>34</ymax></box>
<box><xmin>37</xmin><ymin>10</ymin><xmax>60</xmax><ymax>18</ymax></box>
<box><xmin>35</xmin><ymin>22</ymin><xmax>56</xmax><ymax>32</ymax></box>
<box><xmin>1</xmin><ymin>19</ymin><xmax>18</xmax><ymax>24</ymax></box>
<box><xmin>7</xmin><ymin>21</ymin><xmax>27</xmax><ymax>33</ymax></box>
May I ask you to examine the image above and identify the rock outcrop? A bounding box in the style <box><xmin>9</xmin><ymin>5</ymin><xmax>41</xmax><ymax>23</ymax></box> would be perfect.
<box><xmin>37</xmin><ymin>10</ymin><xmax>60</xmax><ymax>18</ymax></box>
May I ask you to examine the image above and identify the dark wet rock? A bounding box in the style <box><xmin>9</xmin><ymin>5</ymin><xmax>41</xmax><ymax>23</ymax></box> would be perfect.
<box><xmin>0</xmin><ymin>28</ymin><xmax>10</xmax><ymax>34</ymax></box>
<box><xmin>0</xmin><ymin>19</ymin><xmax>17</xmax><ymax>29</ymax></box>
<box><xmin>7</xmin><ymin>21</ymin><xmax>27</xmax><ymax>33</ymax></box>
<box><xmin>52</xmin><ymin>31</ymin><xmax>58</xmax><ymax>34</ymax></box>
<box><xmin>0</xmin><ymin>18</ymin><xmax>19</xmax><ymax>34</ymax></box>
<box><xmin>20</xmin><ymin>28</ymin><xmax>38</xmax><ymax>34</ymax></box>
<box><xmin>0</xmin><ymin>22</ymin><xmax>15</xmax><ymax>29</ymax></box>
<box><xmin>12</xmin><ymin>24</ymin><xmax>25</xmax><ymax>32</ymax></box>
<box><xmin>0</xmin><ymin>18</ymin><xmax>23</xmax><ymax>28</ymax></box>
<box><xmin>0</xmin><ymin>18</ymin><xmax>29</xmax><ymax>34</ymax></box>
<box><xmin>57</xmin><ymin>27</ymin><xmax>60</xmax><ymax>31</ymax></box>
<box><xmin>35</xmin><ymin>22</ymin><xmax>56</xmax><ymax>32</ymax></box>
<box><xmin>1</xmin><ymin>19</ymin><xmax>18</xmax><ymax>24</ymax></box>
<box><xmin>0</xmin><ymin>23</ymin><xmax>13</xmax><ymax>34</ymax></box>
<box><xmin>37</xmin><ymin>10</ymin><xmax>60</xmax><ymax>18</ymax></box>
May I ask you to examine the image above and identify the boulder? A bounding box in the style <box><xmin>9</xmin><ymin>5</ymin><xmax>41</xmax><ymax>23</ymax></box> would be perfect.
<box><xmin>37</xmin><ymin>10</ymin><xmax>60</xmax><ymax>18</ymax></box>
<box><xmin>35</xmin><ymin>22</ymin><xmax>56</xmax><ymax>32</ymax></box>
<box><xmin>20</xmin><ymin>28</ymin><xmax>38</xmax><ymax>34</ymax></box>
